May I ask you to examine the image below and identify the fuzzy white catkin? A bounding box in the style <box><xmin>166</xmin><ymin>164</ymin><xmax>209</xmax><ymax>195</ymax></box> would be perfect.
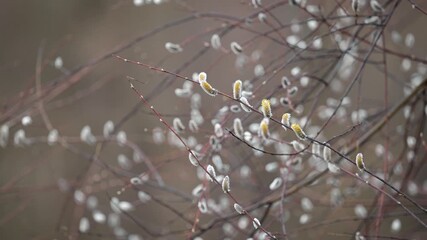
<box><xmin>230</xmin><ymin>42</ymin><xmax>243</xmax><ymax>55</ymax></box>
<box><xmin>116</xmin><ymin>131</ymin><xmax>127</xmax><ymax>146</ymax></box>
<box><xmin>80</xmin><ymin>126</ymin><xmax>94</xmax><ymax>144</ymax></box>
<box><xmin>198</xmin><ymin>199</ymin><xmax>208</xmax><ymax>213</ymax></box>
<box><xmin>93</xmin><ymin>210</ymin><xmax>106</xmax><ymax>224</ymax></box>
<box><xmin>54</xmin><ymin>56</ymin><xmax>63</xmax><ymax>69</ymax></box>
<box><xmin>206</xmin><ymin>164</ymin><xmax>216</xmax><ymax>181</ymax></box>
<box><xmin>254</xmin><ymin>64</ymin><xmax>265</xmax><ymax>77</ymax></box>
<box><xmin>119</xmin><ymin>201</ymin><xmax>134</xmax><ymax>212</ymax></box>
<box><xmin>299</xmin><ymin>214</ymin><xmax>311</xmax><ymax>224</ymax></box>
<box><xmin>323</xmin><ymin>144</ymin><xmax>331</xmax><ymax>162</ymax></box>
<box><xmin>188</xmin><ymin>151</ymin><xmax>199</xmax><ymax>166</ymax></box>
<box><xmin>301</xmin><ymin>197</ymin><xmax>313</xmax><ymax>212</ymax></box>
<box><xmin>130</xmin><ymin>177</ymin><xmax>142</xmax><ymax>185</ymax></box>
<box><xmin>214</xmin><ymin>123</ymin><xmax>224</xmax><ymax>138</ymax></box>
<box><xmin>165</xmin><ymin>42</ymin><xmax>183</xmax><ymax>53</ymax></box>
<box><xmin>210</xmin><ymin>34</ymin><xmax>221</xmax><ymax>50</ymax></box>
<box><xmin>79</xmin><ymin>217</ymin><xmax>90</xmax><ymax>233</ymax></box>
<box><xmin>103</xmin><ymin>120</ymin><xmax>114</xmax><ymax>137</ymax></box>
<box><xmin>21</xmin><ymin>115</ymin><xmax>32</xmax><ymax>126</ymax></box>
<box><xmin>234</xmin><ymin>203</ymin><xmax>244</xmax><ymax>214</ymax></box>
<box><xmin>0</xmin><ymin>124</ymin><xmax>9</xmax><ymax>148</ymax></box>
<box><xmin>173</xmin><ymin>118</ymin><xmax>185</xmax><ymax>132</ymax></box>
<box><xmin>233</xmin><ymin>118</ymin><xmax>244</xmax><ymax>138</ymax></box>
<box><xmin>252</xmin><ymin>218</ymin><xmax>261</xmax><ymax>229</ymax></box>
<box><xmin>118</xmin><ymin>154</ymin><xmax>132</xmax><ymax>170</ymax></box>
<box><xmin>312</xmin><ymin>142</ymin><xmax>321</xmax><ymax>159</ymax></box>
<box><xmin>230</xmin><ymin>105</ymin><xmax>241</xmax><ymax>113</ymax></box>
<box><xmin>354</xmin><ymin>204</ymin><xmax>367</xmax><ymax>218</ymax></box>
<box><xmin>222</xmin><ymin>176</ymin><xmax>230</xmax><ymax>193</ymax></box>
<box><xmin>269</xmin><ymin>177</ymin><xmax>283</xmax><ymax>190</ymax></box>
<box><xmin>138</xmin><ymin>191</ymin><xmax>151</xmax><ymax>203</ymax></box>
<box><xmin>188</xmin><ymin>119</ymin><xmax>199</xmax><ymax>133</ymax></box>
<box><xmin>14</xmin><ymin>129</ymin><xmax>27</xmax><ymax>146</ymax></box>
<box><xmin>265</xmin><ymin>162</ymin><xmax>278</xmax><ymax>172</ymax></box>
<box><xmin>239</xmin><ymin>97</ymin><xmax>253</xmax><ymax>112</ymax></box>
<box><xmin>391</xmin><ymin>218</ymin><xmax>401</xmax><ymax>233</ymax></box>
<box><xmin>47</xmin><ymin>129</ymin><xmax>59</xmax><ymax>145</ymax></box>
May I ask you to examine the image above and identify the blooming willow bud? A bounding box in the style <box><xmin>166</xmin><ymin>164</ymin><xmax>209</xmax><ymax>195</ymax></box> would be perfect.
<box><xmin>233</xmin><ymin>80</ymin><xmax>242</xmax><ymax>99</ymax></box>
<box><xmin>258</xmin><ymin>12</ymin><xmax>267</xmax><ymax>23</ymax></box>
<box><xmin>230</xmin><ymin>105</ymin><xmax>241</xmax><ymax>113</ymax></box>
<box><xmin>323</xmin><ymin>144</ymin><xmax>331</xmax><ymax>162</ymax></box>
<box><xmin>21</xmin><ymin>115</ymin><xmax>32</xmax><ymax>126</ymax></box>
<box><xmin>214</xmin><ymin>123</ymin><xmax>224</xmax><ymax>138</ymax></box>
<box><xmin>222</xmin><ymin>175</ymin><xmax>230</xmax><ymax>193</ymax></box>
<box><xmin>103</xmin><ymin>120</ymin><xmax>114</xmax><ymax>138</ymax></box>
<box><xmin>188</xmin><ymin>119</ymin><xmax>199</xmax><ymax>133</ymax></box>
<box><xmin>199</xmin><ymin>79</ymin><xmax>218</xmax><ymax>97</ymax></box>
<box><xmin>279</xmin><ymin>97</ymin><xmax>289</xmax><ymax>106</ymax></box>
<box><xmin>312</xmin><ymin>142</ymin><xmax>321</xmax><ymax>159</ymax></box>
<box><xmin>261</xmin><ymin>99</ymin><xmax>272</xmax><ymax>118</ymax></box>
<box><xmin>198</xmin><ymin>72</ymin><xmax>207</xmax><ymax>82</ymax></box>
<box><xmin>234</xmin><ymin>203</ymin><xmax>244</xmax><ymax>214</ymax></box>
<box><xmin>188</xmin><ymin>151</ymin><xmax>199</xmax><ymax>166</ymax></box>
<box><xmin>165</xmin><ymin>42</ymin><xmax>183</xmax><ymax>53</ymax></box>
<box><xmin>80</xmin><ymin>126</ymin><xmax>96</xmax><ymax>145</ymax></box>
<box><xmin>198</xmin><ymin>199</ymin><xmax>208</xmax><ymax>213</ymax></box>
<box><xmin>210</xmin><ymin>34</ymin><xmax>221</xmax><ymax>50</ymax></box>
<box><xmin>240</xmin><ymin>97</ymin><xmax>253</xmax><ymax>112</ymax></box>
<box><xmin>252</xmin><ymin>218</ymin><xmax>261</xmax><ymax>229</ymax></box>
<box><xmin>269</xmin><ymin>177</ymin><xmax>283</xmax><ymax>190</ymax></box>
<box><xmin>173</xmin><ymin>118</ymin><xmax>185</xmax><ymax>133</ymax></box>
<box><xmin>281</xmin><ymin>76</ymin><xmax>290</xmax><ymax>88</ymax></box>
<box><xmin>291</xmin><ymin>123</ymin><xmax>307</xmax><ymax>140</ymax></box>
<box><xmin>288</xmin><ymin>86</ymin><xmax>298</xmax><ymax>96</ymax></box>
<box><xmin>230</xmin><ymin>42</ymin><xmax>243</xmax><ymax>55</ymax></box>
<box><xmin>356</xmin><ymin>153</ymin><xmax>365</xmax><ymax>171</ymax></box>
<box><xmin>259</xmin><ymin>119</ymin><xmax>270</xmax><ymax>140</ymax></box>
<box><xmin>47</xmin><ymin>129</ymin><xmax>59</xmax><ymax>145</ymax></box>
<box><xmin>206</xmin><ymin>164</ymin><xmax>216</xmax><ymax>181</ymax></box>
<box><xmin>233</xmin><ymin>118</ymin><xmax>244</xmax><ymax>138</ymax></box>
<box><xmin>281</xmin><ymin>113</ymin><xmax>291</xmax><ymax>129</ymax></box>
<box><xmin>54</xmin><ymin>56</ymin><xmax>63</xmax><ymax>69</ymax></box>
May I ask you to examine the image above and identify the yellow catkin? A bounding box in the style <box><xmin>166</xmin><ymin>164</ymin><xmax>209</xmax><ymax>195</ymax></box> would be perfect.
<box><xmin>356</xmin><ymin>153</ymin><xmax>365</xmax><ymax>171</ymax></box>
<box><xmin>259</xmin><ymin>119</ymin><xmax>270</xmax><ymax>140</ymax></box>
<box><xmin>261</xmin><ymin>99</ymin><xmax>272</xmax><ymax>118</ymax></box>
<box><xmin>291</xmin><ymin>123</ymin><xmax>306</xmax><ymax>140</ymax></box>
<box><xmin>281</xmin><ymin>113</ymin><xmax>291</xmax><ymax>129</ymax></box>
<box><xmin>200</xmin><ymin>80</ymin><xmax>217</xmax><ymax>96</ymax></box>
<box><xmin>198</xmin><ymin>72</ymin><xmax>207</xmax><ymax>82</ymax></box>
<box><xmin>233</xmin><ymin>80</ymin><xmax>242</xmax><ymax>99</ymax></box>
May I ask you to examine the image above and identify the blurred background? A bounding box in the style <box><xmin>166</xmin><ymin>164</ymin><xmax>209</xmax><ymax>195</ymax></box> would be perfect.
<box><xmin>0</xmin><ymin>0</ymin><xmax>426</xmax><ymax>239</ymax></box>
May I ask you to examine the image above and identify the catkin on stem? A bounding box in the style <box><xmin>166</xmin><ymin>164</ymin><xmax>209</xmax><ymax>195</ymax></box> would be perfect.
<box><xmin>261</xmin><ymin>99</ymin><xmax>272</xmax><ymax>118</ymax></box>
<box><xmin>291</xmin><ymin>123</ymin><xmax>306</xmax><ymax>140</ymax></box>
<box><xmin>222</xmin><ymin>175</ymin><xmax>230</xmax><ymax>193</ymax></box>
<box><xmin>233</xmin><ymin>80</ymin><xmax>242</xmax><ymax>99</ymax></box>
<box><xmin>259</xmin><ymin>119</ymin><xmax>270</xmax><ymax>140</ymax></box>
<box><xmin>356</xmin><ymin>153</ymin><xmax>365</xmax><ymax>171</ymax></box>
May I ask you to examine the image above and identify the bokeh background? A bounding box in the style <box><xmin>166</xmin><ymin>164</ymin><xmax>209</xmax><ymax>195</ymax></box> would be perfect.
<box><xmin>1</xmin><ymin>0</ymin><xmax>426</xmax><ymax>239</ymax></box>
